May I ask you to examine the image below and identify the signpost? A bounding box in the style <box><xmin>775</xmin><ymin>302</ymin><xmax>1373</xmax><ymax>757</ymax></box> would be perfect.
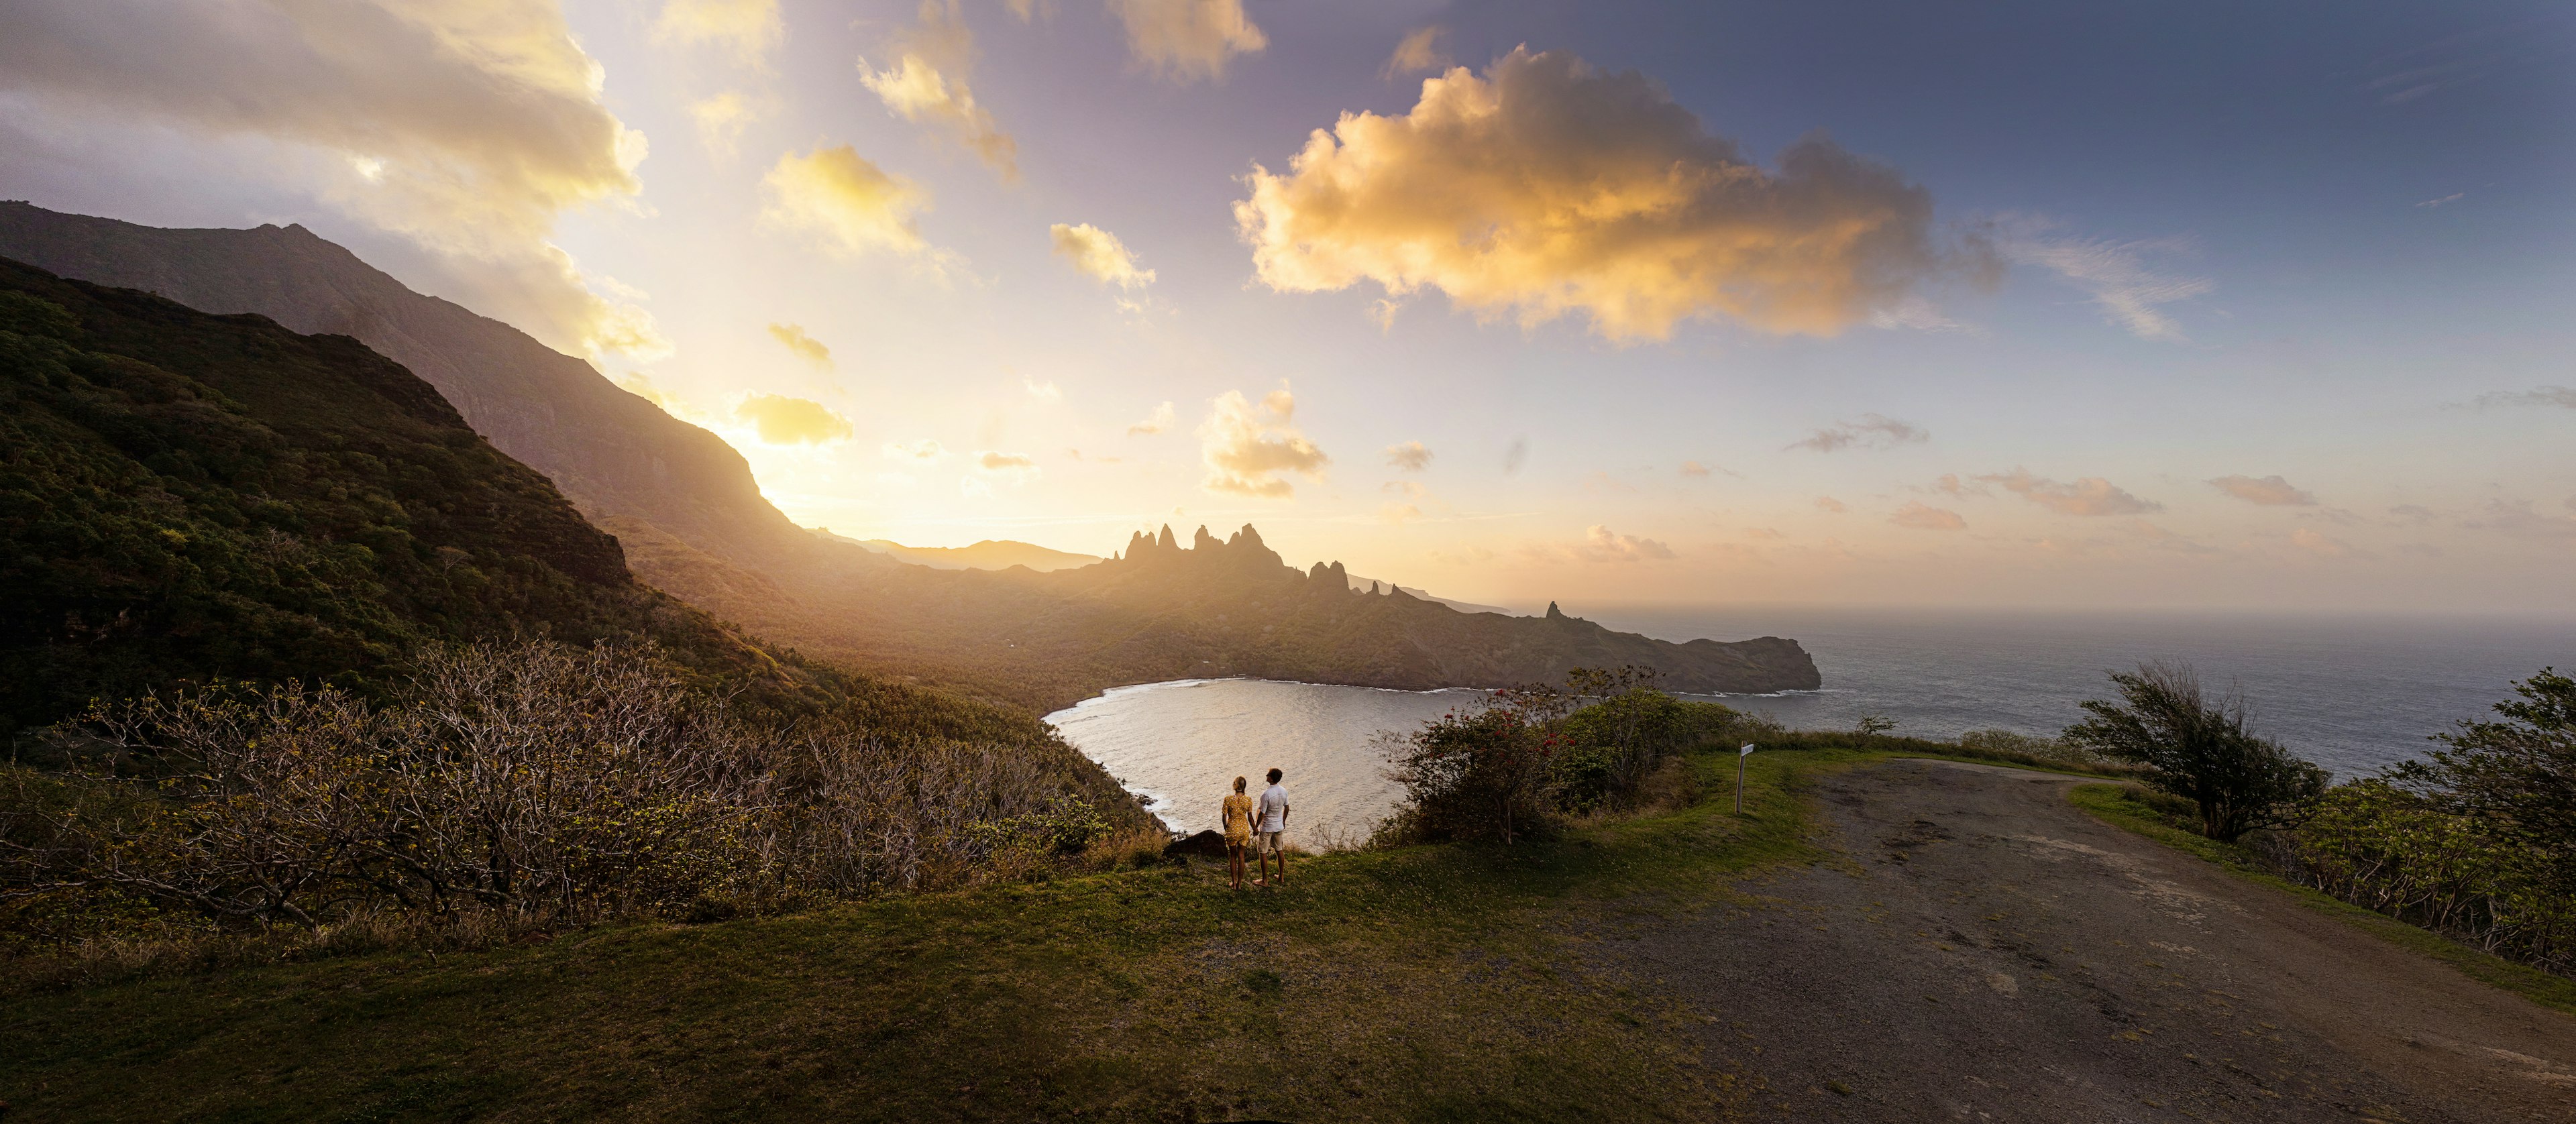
<box><xmin>1736</xmin><ymin>743</ymin><xmax>1755</xmax><ymax>814</ymax></box>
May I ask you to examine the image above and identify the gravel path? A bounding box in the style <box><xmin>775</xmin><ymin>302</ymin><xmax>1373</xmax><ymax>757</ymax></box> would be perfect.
<box><xmin>1596</xmin><ymin>758</ymin><xmax>2576</xmax><ymax>1122</ymax></box>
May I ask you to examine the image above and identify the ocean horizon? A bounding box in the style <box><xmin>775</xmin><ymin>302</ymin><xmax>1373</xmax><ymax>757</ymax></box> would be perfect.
<box><xmin>1049</xmin><ymin>606</ymin><xmax>2576</xmax><ymax>842</ymax></box>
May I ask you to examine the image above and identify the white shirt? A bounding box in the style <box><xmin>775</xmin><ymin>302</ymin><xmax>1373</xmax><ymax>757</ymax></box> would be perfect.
<box><xmin>1257</xmin><ymin>784</ymin><xmax>1289</xmax><ymax>832</ymax></box>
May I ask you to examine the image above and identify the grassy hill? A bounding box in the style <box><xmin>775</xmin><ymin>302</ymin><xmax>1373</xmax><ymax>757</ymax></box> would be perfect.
<box><xmin>0</xmin><ymin>257</ymin><xmax>1134</xmax><ymax>810</ymax></box>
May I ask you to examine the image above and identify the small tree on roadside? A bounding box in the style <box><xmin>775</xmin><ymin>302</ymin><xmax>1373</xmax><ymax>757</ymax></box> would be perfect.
<box><xmin>2063</xmin><ymin>661</ymin><xmax>2327</xmax><ymax>842</ymax></box>
<box><xmin>2392</xmin><ymin>667</ymin><xmax>2576</xmax><ymax>892</ymax></box>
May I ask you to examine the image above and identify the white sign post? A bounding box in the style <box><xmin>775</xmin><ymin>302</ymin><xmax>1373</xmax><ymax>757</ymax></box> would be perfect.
<box><xmin>1736</xmin><ymin>743</ymin><xmax>1755</xmax><ymax>814</ymax></box>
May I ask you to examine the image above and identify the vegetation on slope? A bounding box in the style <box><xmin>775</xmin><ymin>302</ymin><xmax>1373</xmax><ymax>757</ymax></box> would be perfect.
<box><xmin>0</xmin><ymin>258</ymin><xmax>1150</xmax><ymax>925</ymax></box>
<box><xmin>2065</xmin><ymin>662</ymin><xmax>2576</xmax><ymax>980</ymax></box>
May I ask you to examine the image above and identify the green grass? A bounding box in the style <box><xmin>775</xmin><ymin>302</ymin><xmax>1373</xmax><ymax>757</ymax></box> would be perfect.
<box><xmin>0</xmin><ymin>745</ymin><xmax>1913</xmax><ymax>1124</ymax></box>
<box><xmin>2069</xmin><ymin>783</ymin><xmax>2576</xmax><ymax>1017</ymax></box>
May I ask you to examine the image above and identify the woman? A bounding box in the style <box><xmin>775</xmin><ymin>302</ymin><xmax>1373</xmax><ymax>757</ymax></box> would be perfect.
<box><xmin>1220</xmin><ymin>776</ymin><xmax>1256</xmax><ymax>890</ymax></box>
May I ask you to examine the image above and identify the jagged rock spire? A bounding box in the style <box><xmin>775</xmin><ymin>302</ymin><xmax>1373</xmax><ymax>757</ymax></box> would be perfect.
<box><xmin>1156</xmin><ymin>524</ymin><xmax>1177</xmax><ymax>552</ymax></box>
<box><xmin>1192</xmin><ymin>525</ymin><xmax>1220</xmax><ymax>551</ymax></box>
<box><xmin>1546</xmin><ymin>601</ymin><xmax>1565</xmax><ymax>620</ymax></box>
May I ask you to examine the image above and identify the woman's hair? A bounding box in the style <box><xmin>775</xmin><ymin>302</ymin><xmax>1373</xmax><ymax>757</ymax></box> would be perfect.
<box><xmin>1233</xmin><ymin>776</ymin><xmax>1247</xmax><ymax>793</ymax></box>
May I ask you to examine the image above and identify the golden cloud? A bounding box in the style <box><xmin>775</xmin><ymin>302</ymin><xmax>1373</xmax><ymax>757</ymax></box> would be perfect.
<box><xmin>1815</xmin><ymin>496</ymin><xmax>1849</xmax><ymax>513</ymax></box>
<box><xmin>735</xmin><ymin>393</ymin><xmax>855</xmax><ymax>444</ymax></box>
<box><xmin>977</xmin><ymin>451</ymin><xmax>1039</xmax><ymax>472</ymax></box>
<box><xmin>689</xmin><ymin>91</ymin><xmax>771</xmax><ymax>156</ymax></box>
<box><xmin>762</xmin><ymin>146</ymin><xmax>932</xmax><ymax>259</ymax></box>
<box><xmin>1890</xmin><ymin>502</ymin><xmax>1967</xmax><ymax>530</ymax></box>
<box><xmin>1236</xmin><ymin>48</ymin><xmax>1953</xmax><ymax>341</ymax></box>
<box><xmin>1127</xmin><ymin>402</ymin><xmax>1175</xmax><ymax>435</ymax></box>
<box><xmin>1383</xmin><ymin>27</ymin><xmax>1448</xmax><ymax>78</ymax></box>
<box><xmin>1049</xmin><ymin>223</ymin><xmax>1157</xmax><ymax>289</ymax></box>
<box><xmin>884</xmin><ymin>439</ymin><xmax>947</xmax><ymax>461</ymax></box>
<box><xmin>1385</xmin><ymin>441</ymin><xmax>1432</xmax><ymax>471</ymax></box>
<box><xmin>653</xmin><ymin>0</ymin><xmax>783</xmax><ymax>65</ymax></box>
<box><xmin>2209</xmin><ymin>474</ymin><xmax>2318</xmax><ymax>506</ymax></box>
<box><xmin>1</xmin><ymin>0</ymin><xmax>664</xmax><ymax>358</ymax></box>
<box><xmin>861</xmin><ymin>0</ymin><xmax>1016</xmax><ymax>178</ymax></box>
<box><xmin>767</xmin><ymin>323</ymin><xmax>832</xmax><ymax>368</ymax></box>
<box><xmin>1570</xmin><ymin>525</ymin><xmax>1676</xmax><ymax>562</ymax></box>
<box><xmin>1108</xmin><ymin>0</ymin><xmax>1267</xmax><ymax>82</ymax></box>
<box><xmin>1976</xmin><ymin>468</ymin><xmax>2163</xmax><ymax>516</ymax></box>
<box><xmin>1199</xmin><ymin>388</ymin><xmax>1327</xmax><ymax>498</ymax></box>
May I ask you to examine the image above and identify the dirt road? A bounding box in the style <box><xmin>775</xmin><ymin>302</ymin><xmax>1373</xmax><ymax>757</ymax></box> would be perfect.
<box><xmin>1596</xmin><ymin>759</ymin><xmax>2576</xmax><ymax>1122</ymax></box>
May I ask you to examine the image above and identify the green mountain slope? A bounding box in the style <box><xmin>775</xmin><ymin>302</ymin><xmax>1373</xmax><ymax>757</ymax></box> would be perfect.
<box><xmin>0</xmin><ymin>201</ymin><xmax>821</xmax><ymax>571</ymax></box>
<box><xmin>0</xmin><ymin>259</ymin><xmax>1141</xmax><ymax>815</ymax></box>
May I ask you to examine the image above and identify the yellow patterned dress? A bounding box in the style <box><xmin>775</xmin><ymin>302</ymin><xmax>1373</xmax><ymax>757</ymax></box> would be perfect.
<box><xmin>1221</xmin><ymin>792</ymin><xmax>1255</xmax><ymax>850</ymax></box>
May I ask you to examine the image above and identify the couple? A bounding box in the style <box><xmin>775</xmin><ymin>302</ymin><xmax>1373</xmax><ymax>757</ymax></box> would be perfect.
<box><xmin>1219</xmin><ymin>768</ymin><xmax>1290</xmax><ymax>890</ymax></box>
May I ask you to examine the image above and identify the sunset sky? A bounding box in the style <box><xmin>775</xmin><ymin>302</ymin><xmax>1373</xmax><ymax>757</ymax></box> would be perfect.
<box><xmin>4</xmin><ymin>0</ymin><xmax>2572</xmax><ymax>612</ymax></box>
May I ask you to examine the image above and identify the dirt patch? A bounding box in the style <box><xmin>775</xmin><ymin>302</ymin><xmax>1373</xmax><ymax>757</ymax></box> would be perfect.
<box><xmin>1587</xmin><ymin>758</ymin><xmax>2576</xmax><ymax>1122</ymax></box>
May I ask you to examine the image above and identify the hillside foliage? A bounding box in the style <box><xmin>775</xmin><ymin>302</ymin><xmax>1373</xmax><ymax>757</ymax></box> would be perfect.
<box><xmin>2</xmin><ymin>638</ymin><xmax>1141</xmax><ymax>945</ymax></box>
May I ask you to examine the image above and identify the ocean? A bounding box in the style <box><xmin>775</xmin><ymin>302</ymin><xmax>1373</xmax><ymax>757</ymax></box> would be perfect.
<box><xmin>1045</xmin><ymin>608</ymin><xmax>2576</xmax><ymax>844</ymax></box>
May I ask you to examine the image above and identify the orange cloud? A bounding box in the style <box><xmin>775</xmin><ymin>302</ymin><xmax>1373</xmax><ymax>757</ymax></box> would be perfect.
<box><xmin>762</xmin><ymin>146</ymin><xmax>935</xmax><ymax>260</ymax></box>
<box><xmin>859</xmin><ymin>0</ymin><xmax>1016</xmax><ymax>178</ymax></box>
<box><xmin>1236</xmin><ymin>48</ymin><xmax>1951</xmax><ymax>341</ymax></box>
<box><xmin>1109</xmin><ymin>0</ymin><xmax>1266</xmax><ymax>81</ymax></box>
<box><xmin>1199</xmin><ymin>387</ymin><xmax>1327</xmax><ymax>498</ymax></box>
<box><xmin>736</xmin><ymin>394</ymin><xmax>854</xmax><ymax>444</ymax></box>
<box><xmin>1890</xmin><ymin>502</ymin><xmax>1966</xmax><ymax>530</ymax></box>
<box><xmin>1977</xmin><ymin>468</ymin><xmax>2162</xmax><ymax>516</ymax></box>
<box><xmin>2210</xmin><ymin>474</ymin><xmax>2317</xmax><ymax>506</ymax></box>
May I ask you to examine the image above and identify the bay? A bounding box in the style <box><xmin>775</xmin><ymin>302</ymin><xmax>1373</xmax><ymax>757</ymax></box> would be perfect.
<box><xmin>1048</xmin><ymin>608</ymin><xmax>2576</xmax><ymax>844</ymax></box>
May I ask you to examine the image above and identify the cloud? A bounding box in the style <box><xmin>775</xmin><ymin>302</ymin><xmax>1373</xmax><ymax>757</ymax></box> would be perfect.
<box><xmin>1386</xmin><ymin>441</ymin><xmax>1433</xmax><ymax>471</ymax></box>
<box><xmin>1383</xmin><ymin>27</ymin><xmax>1448</xmax><ymax>78</ymax></box>
<box><xmin>1127</xmin><ymin>401</ymin><xmax>1177</xmax><ymax>436</ymax></box>
<box><xmin>859</xmin><ymin>0</ymin><xmax>1016</xmax><ymax>178</ymax></box>
<box><xmin>2473</xmin><ymin>386</ymin><xmax>2576</xmax><ymax>409</ymax></box>
<box><xmin>761</xmin><ymin>145</ymin><xmax>935</xmax><ymax>260</ymax></box>
<box><xmin>1789</xmin><ymin>413</ymin><xmax>1929</xmax><ymax>453</ymax></box>
<box><xmin>689</xmin><ymin>91</ymin><xmax>771</xmax><ymax>156</ymax></box>
<box><xmin>1928</xmin><ymin>473</ymin><xmax>1987</xmax><ymax>497</ymax></box>
<box><xmin>1569</xmin><ymin>525</ymin><xmax>1677</xmax><ymax>563</ymax></box>
<box><xmin>2415</xmin><ymin>192</ymin><xmax>2465</xmax><ymax>209</ymax></box>
<box><xmin>977</xmin><ymin>450</ymin><xmax>1038</xmax><ymax>473</ymax></box>
<box><xmin>1890</xmin><ymin>502</ymin><xmax>1966</xmax><ymax>530</ymax></box>
<box><xmin>1049</xmin><ymin>223</ymin><xmax>1156</xmax><ymax>288</ymax></box>
<box><xmin>1503</xmin><ymin>437</ymin><xmax>1529</xmax><ymax>476</ymax></box>
<box><xmin>1108</xmin><ymin>0</ymin><xmax>1267</xmax><ymax>82</ymax></box>
<box><xmin>2387</xmin><ymin>504</ymin><xmax>2439</xmax><ymax>525</ymax></box>
<box><xmin>653</xmin><ymin>0</ymin><xmax>782</xmax><ymax>65</ymax></box>
<box><xmin>884</xmin><ymin>439</ymin><xmax>947</xmax><ymax>461</ymax></box>
<box><xmin>2288</xmin><ymin>528</ymin><xmax>2360</xmax><ymax>557</ymax></box>
<box><xmin>1997</xmin><ymin>219</ymin><xmax>2212</xmax><ymax>340</ymax></box>
<box><xmin>767</xmin><ymin>323</ymin><xmax>832</xmax><ymax>368</ymax></box>
<box><xmin>1976</xmin><ymin>468</ymin><xmax>2163</xmax><ymax>516</ymax></box>
<box><xmin>1380</xmin><ymin>501</ymin><xmax>1424</xmax><ymax>525</ymax></box>
<box><xmin>2209</xmin><ymin>474</ymin><xmax>2317</xmax><ymax>506</ymax></box>
<box><xmin>735</xmin><ymin>393</ymin><xmax>854</xmax><ymax>444</ymax></box>
<box><xmin>1199</xmin><ymin>387</ymin><xmax>1328</xmax><ymax>498</ymax></box>
<box><xmin>1023</xmin><ymin>378</ymin><xmax>1063</xmax><ymax>402</ymax></box>
<box><xmin>0</xmin><ymin>0</ymin><xmax>665</xmax><ymax>359</ymax></box>
<box><xmin>1815</xmin><ymin>496</ymin><xmax>1848</xmax><ymax>513</ymax></box>
<box><xmin>2467</xmin><ymin>498</ymin><xmax>2576</xmax><ymax>539</ymax></box>
<box><xmin>1679</xmin><ymin>461</ymin><xmax>1712</xmax><ymax>478</ymax></box>
<box><xmin>1235</xmin><ymin>48</ymin><xmax>1960</xmax><ymax>341</ymax></box>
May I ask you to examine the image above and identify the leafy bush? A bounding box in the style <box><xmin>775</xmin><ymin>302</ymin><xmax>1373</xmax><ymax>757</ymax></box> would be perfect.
<box><xmin>1377</xmin><ymin>667</ymin><xmax>1749</xmax><ymax>844</ymax></box>
<box><xmin>2064</xmin><ymin>661</ymin><xmax>2328</xmax><ymax>841</ymax></box>
<box><xmin>2265</xmin><ymin>669</ymin><xmax>2576</xmax><ymax>976</ymax></box>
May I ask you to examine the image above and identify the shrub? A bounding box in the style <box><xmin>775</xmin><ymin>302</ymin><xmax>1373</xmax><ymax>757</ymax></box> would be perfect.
<box><xmin>0</xmin><ymin>637</ymin><xmax>1119</xmax><ymax>940</ymax></box>
<box><xmin>1377</xmin><ymin>667</ymin><xmax>1745</xmax><ymax>844</ymax></box>
<box><xmin>2063</xmin><ymin>661</ymin><xmax>2328</xmax><ymax>842</ymax></box>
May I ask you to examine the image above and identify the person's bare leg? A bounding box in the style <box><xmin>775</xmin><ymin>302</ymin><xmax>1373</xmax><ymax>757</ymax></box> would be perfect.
<box><xmin>1228</xmin><ymin>845</ymin><xmax>1244</xmax><ymax>889</ymax></box>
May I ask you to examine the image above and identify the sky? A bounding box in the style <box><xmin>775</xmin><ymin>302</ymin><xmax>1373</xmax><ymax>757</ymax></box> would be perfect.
<box><xmin>3</xmin><ymin>0</ymin><xmax>2573</xmax><ymax>614</ymax></box>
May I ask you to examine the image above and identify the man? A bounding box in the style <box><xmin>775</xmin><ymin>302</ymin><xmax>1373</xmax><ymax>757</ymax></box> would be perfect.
<box><xmin>1254</xmin><ymin>767</ymin><xmax>1291</xmax><ymax>887</ymax></box>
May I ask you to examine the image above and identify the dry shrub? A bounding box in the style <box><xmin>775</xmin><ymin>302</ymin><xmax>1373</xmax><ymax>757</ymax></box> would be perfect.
<box><xmin>2</xmin><ymin>638</ymin><xmax>1115</xmax><ymax>948</ymax></box>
